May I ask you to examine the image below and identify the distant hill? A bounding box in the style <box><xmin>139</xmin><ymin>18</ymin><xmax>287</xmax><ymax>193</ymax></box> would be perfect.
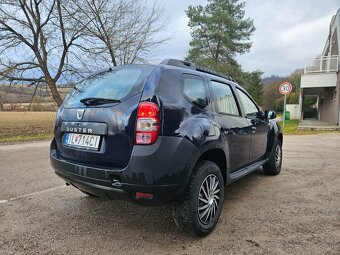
<box><xmin>261</xmin><ymin>68</ymin><xmax>303</xmax><ymax>87</ymax></box>
<box><xmin>261</xmin><ymin>75</ymin><xmax>285</xmax><ymax>86</ymax></box>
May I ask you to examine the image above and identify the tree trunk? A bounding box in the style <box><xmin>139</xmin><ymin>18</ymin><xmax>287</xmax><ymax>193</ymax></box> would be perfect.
<box><xmin>215</xmin><ymin>37</ymin><xmax>221</xmax><ymax>65</ymax></box>
<box><xmin>45</xmin><ymin>76</ymin><xmax>63</xmax><ymax>107</ymax></box>
<box><xmin>108</xmin><ymin>43</ymin><xmax>117</xmax><ymax>66</ymax></box>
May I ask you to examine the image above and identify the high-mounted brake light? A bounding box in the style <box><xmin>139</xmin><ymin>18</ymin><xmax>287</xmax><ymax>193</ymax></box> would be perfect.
<box><xmin>135</xmin><ymin>102</ymin><xmax>160</xmax><ymax>145</ymax></box>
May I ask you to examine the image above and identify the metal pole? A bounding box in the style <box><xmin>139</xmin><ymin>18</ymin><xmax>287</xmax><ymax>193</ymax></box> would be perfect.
<box><xmin>283</xmin><ymin>94</ymin><xmax>286</xmax><ymax>129</ymax></box>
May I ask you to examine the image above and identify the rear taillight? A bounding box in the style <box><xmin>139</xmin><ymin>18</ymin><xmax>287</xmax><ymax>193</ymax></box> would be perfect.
<box><xmin>135</xmin><ymin>102</ymin><xmax>160</xmax><ymax>145</ymax></box>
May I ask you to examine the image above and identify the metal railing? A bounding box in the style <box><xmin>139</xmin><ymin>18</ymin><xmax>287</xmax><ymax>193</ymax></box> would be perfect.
<box><xmin>304</xmin><ymin>55</ymin><xmax>339</xmax><ymax>74</ymax></box>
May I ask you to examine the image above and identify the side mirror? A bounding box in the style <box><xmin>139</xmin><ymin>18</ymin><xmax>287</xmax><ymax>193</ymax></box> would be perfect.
<box><xmin>265</xmin><ymin>110</ymin><xmax>276</xmax><ymax>120</ymax></box>
<box><xmin>258</xmin><ymin>110</ymin><xmax>266</xmax><ymax>119</ymax></box>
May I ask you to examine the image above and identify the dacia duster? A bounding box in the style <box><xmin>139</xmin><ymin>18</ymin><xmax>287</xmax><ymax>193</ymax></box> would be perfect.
<box><xmin>50</xmin><ymin>59</ymin><xmax>283</xmax><ymax>236</ymax></box>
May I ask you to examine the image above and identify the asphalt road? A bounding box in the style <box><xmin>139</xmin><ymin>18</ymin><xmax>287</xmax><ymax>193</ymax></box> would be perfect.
<box><xmin>1</xmin><ymin>134</ymin><xmax>339</xmax><ymax>255</ymax></box>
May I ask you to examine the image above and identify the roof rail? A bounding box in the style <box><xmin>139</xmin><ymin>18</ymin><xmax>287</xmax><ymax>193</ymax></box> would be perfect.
<box><xmin>160</xmin><ymin>59</ymin><xmax>235</xmax><ymax>82</ymax></box>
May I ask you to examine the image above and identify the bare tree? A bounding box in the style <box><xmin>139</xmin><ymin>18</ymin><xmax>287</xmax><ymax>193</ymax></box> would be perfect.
<box><xmin>0</xmin><ymin>93</ymin><xmax>3</xmax><ymax>111</ymax></box>
<box><xmin>67</xmin><ymin>0</ymin><xmax>168</xmax><ymax>67</ymax></box>
<box><xmin>0</xmin><ymin>0</ymin><xmax>87</xmax><ymax>106</ymax></box>
<box><xmin>0</xmin><ymin>0</ymin><xmax>167</xmax><ymax>107</ymax></box>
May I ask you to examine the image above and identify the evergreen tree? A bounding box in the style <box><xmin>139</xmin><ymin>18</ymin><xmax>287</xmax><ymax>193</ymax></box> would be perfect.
<box><xmin>186</xmin><ymin>0</ymin><xmax>255</xmax><ymax>76</ymax></box>
<box><xmin>243</xmin><ymin>71</ymin><xmax>264</xmax><ymax>106</ymax></box>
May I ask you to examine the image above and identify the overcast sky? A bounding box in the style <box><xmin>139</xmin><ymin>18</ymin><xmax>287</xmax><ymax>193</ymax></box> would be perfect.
<box><xmin>154</xmin><ymin>0</ymin><xmax>340</xmax><ymax>77</ymax></box>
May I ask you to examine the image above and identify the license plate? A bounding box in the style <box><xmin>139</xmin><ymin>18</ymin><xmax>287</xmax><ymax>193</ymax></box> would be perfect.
<box><xmin>64</xmin><ymin>133</ymin><xmax>100</xmax><ymax>150</ymax></box>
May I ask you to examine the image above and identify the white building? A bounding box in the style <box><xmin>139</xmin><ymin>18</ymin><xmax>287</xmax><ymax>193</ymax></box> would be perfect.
<box><xmin>300</xmin><ymin>9</ymin><xmax>340</xmax><ymax>125</ymax></box>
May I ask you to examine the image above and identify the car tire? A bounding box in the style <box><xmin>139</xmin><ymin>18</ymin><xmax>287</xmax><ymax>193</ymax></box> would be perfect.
<box><xmin>172</xmin><ymin>160</ymin><xmax>224</xmax><ymax>237</ymax></box>
<box><xmin>263</xmin><ymin>139</ymin><xmax>282</xmax><ymax>175</ymax></box>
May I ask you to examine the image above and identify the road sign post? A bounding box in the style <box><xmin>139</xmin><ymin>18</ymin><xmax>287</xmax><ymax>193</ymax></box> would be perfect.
<box><xmin>279</xmin><ymin>82</ymin><xmax>293</xmax><ymax>129</ymax></box>
<box><xmin>283</xmin><ymin>94</ymin><xmax>287</xmax><ymax>129</ymax></box>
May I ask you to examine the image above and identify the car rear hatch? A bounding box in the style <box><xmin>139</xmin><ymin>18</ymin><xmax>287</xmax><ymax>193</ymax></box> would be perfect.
<box><xmin>54</xmin><ymin>65</ymin><xmax>155</xmax><ymax>168</ymax></box>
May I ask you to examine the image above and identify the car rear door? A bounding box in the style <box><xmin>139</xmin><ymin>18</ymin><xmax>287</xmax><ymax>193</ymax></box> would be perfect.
<box><xmin>54</xmin><ymin>65</ymin><xmax>155</xmax><ymax>168</ymax></box>
<box><xmin>236</xmin><ymin>87</ymin><xmax>269</xmax><ymax>162</ymax></box>
<box><xmin>210</xmin><ymin>80</ymin><xmax>252</xmax><ymax>172</ymax></box>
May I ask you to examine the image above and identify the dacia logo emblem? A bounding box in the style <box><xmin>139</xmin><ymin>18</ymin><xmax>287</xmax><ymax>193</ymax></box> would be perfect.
<box><xmin>77</xmin><ymin>109</ymin><xmax>85</xmax><ymax>120</ymax></box>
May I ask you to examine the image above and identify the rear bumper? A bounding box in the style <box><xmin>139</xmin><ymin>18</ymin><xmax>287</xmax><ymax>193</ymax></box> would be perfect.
<box><xmin>50</xmin><ymin>136</ymin><xmax>199</xmax><ymax>205</ymax></box>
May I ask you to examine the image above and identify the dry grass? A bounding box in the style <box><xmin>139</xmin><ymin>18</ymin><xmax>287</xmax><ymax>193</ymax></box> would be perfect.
<box><xmin>0</xmin><ymin>111</ymin><xmax>55</xmax><ymax>143</ymax></box>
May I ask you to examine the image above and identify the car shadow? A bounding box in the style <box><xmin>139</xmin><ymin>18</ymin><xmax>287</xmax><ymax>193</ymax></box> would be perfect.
<box><xmin>52</xmin><ymin>168</ymin><xmax>268</xmax><ymax>241</ymax></box>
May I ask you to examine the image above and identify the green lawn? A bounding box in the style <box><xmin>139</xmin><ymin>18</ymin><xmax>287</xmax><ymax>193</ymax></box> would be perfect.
<box><xmin>0</xmin><ymin>133</ymin><xmax>53</xmax><ymax>143</ymax></box>
<box><xmin>276</xmin><ymin>112</ymin><xmax>283</xmax><ymax>119</ymax></box>
<box><xmin>278</xmin><ymin>119</ymin><xmax>340</xmax><ymax>135</ymax></box>
<box><xmin>278</xmin><ymin>119</ymin><xmax>299</xmax><ymax>134</ymax></box>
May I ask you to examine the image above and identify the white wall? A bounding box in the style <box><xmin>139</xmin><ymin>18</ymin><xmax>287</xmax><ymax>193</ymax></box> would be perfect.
<box><xmin>301</xmin><ymin>73</ymin><xmax>337</xmax><ymax>88</ymax></box>
<box><xmin>286</xmin><ymin>104</ymin><xmax>301</xmax><ymax>119</ymax></box>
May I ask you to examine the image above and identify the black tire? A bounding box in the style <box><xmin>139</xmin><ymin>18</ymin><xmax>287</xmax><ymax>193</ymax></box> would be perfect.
<box><xmin>263</xmin><ymin>139</ymin><xmax>282</xmax><ymax>175</ymax></box>
<box><xmin>172</xmin><ymin>160</ymin><xmax>224</xmax><ymax>237</ymax></box>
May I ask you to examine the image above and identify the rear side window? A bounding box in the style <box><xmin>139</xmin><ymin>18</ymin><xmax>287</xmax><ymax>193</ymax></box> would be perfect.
<box><xmin>182</xmin><ymin>74</ymin><xmax>207</xmax><ymax>108</ymax></box>
<box><xmin>211</xmin><ymin>81</ymin><xmax>239</xmax><ymax>115</ymax></box>
<box><xmin>63</xmin><ymin>66</ymin><xmax>153</xmax><ymax>108</ymax></box>
<box><xmin>237</xmin><ymin>88</ymin><xmax>259</xmax><ymax>118</ymax></box>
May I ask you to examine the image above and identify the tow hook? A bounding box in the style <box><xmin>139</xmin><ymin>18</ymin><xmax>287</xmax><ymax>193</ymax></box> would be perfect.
<box><xmin>111</xmin><ymin>179</ymin><xmax>122</xmax><ymax>187</ymax></box>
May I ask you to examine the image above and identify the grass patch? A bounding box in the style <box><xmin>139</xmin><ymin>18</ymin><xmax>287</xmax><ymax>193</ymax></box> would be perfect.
<box><xmin>278</xmin><ymin>119</ymin><xmax>340</xmax><ymax>135</ymax></box>
<box><xmin>279</xmin><ymin>119</ymin><xmax>299</xmax><ymax>134</ymax></box>
<box><xmin>0</xmin><ymin>111</ymin><xmax>55</xmax><ymax>143</ymax></box>
<box><xmin>276</xmin><ymin>112</ymin><xmax>283</xmax><ymax>119</ymax></box>
<box><xmin>0</xmin><ymin>133</ymin><xmax>53</xmax><ymax>143</ymax></box>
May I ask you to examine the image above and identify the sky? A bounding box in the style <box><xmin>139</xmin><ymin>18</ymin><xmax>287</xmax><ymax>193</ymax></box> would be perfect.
<box><xmin>155</xmin><ymin>0</ymin><xmax>340</xmax><ymax>77</ymax></box>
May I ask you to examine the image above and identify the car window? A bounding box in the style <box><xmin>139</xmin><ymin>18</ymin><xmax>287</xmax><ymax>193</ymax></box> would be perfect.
<box><xmin>63</xmin><ymin>66</ymin><xmax>153</xmax><ymax>108</ymax></box>
<box><xmin>237</xmin><ymin>88</ymin><xmax>259</xmax><ymax>118</ymax></box>
<box><xmin>183</xmin><ymin>75</ymin><xmax>207</xmax><ymax>108</ymax></box>
<box><xmin>211</xmin><ymin>81</ymin><xmax>239</xmax><ymax>115</ymax></box>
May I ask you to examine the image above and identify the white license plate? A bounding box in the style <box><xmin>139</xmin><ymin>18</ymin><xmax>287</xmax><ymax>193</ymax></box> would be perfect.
<box><xmin>64</xmin><ymin>133</ymin><xmax>100</xmax><ymax>150</ymax></box>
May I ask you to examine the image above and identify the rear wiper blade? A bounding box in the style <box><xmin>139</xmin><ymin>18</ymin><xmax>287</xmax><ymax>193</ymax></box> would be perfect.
<box><xmin>80</xmin><ymin>97</ymin><xmax>121</xmax><ymax>106</ymax></box>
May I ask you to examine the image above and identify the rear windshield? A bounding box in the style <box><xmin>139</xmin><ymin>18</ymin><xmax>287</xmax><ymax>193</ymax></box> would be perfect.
<box><xmin>63</xmin><ymin>65</ymin><xmax>154</xmax><ymax>108</ymax></box>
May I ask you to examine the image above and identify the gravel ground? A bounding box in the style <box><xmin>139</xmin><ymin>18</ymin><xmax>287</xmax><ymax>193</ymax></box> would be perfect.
<box><xmin>0</xmin><ymin>134</ymin><xmax>339</xmax><ymax>255</ymax></box>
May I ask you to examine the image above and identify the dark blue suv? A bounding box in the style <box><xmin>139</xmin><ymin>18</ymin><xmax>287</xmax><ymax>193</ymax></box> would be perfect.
<box><xmin>50</xmin><ymin>59</ymin><xmax>283</xmax><ymax>236</ymax></box>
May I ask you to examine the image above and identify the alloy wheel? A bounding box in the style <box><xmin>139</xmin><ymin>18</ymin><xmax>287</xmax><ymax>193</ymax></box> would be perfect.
<box><xmin>275</xmin><ymin>145</ymin><xmax>282</xmax><ymax>168</ymax></box>
<box><xmin>198</xmin><ymin>174</ymin><xmax>221</xmax><ymax>225</ymax></box>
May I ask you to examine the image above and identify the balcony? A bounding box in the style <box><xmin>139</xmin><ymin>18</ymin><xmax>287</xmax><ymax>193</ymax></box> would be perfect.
<box><xmin>304</xmin><ymin>55</ymin><xmax>338</xmax><ymax>73</ymax></box>
<box><xmin>301</xmin><ymin>56</ymin><xmax>338</xmax><ymax>89</ymax></box>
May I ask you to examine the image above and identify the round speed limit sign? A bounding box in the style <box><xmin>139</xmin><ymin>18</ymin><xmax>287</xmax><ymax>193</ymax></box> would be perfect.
<box><xmin>279</xmin><ymin>82</ymin><xmax>292</xmax><ymax>95</ymax></box>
